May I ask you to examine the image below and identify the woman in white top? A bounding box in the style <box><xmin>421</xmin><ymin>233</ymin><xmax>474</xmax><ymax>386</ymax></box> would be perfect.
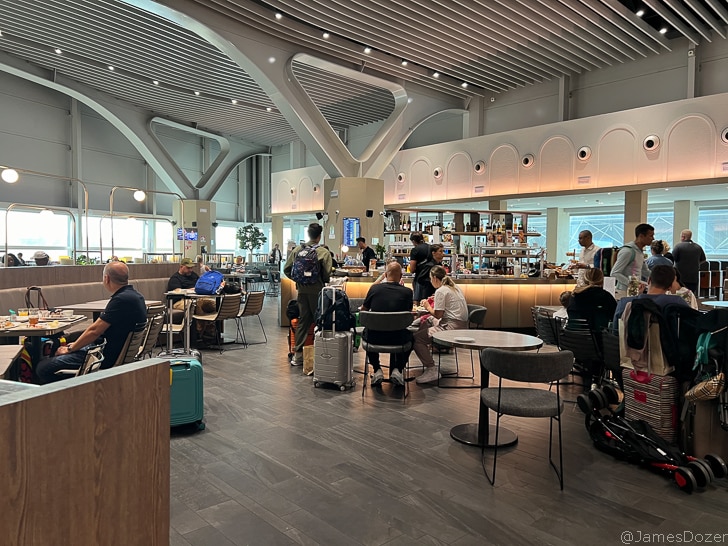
<box><xmin>413</xmin><ymin>265</ymin><xmax>469</xmax><ymax>384</ymax></box>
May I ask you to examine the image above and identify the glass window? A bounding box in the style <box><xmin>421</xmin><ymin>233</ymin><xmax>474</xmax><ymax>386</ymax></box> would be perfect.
<box><xmin>646</xmin><ymin>211</ymin><xmax>673</xmax><ymax>247</ymax></box>
<box><xmin>699</xmin><ymin>209</ymin><xmax>728</xmax><ymax>258</ymax></box>
<box><xmin>155</xmin><ymin>221</ymin><xmax>173</xmax><ymax>252</ymax></box>
<box><xmin>216</xmin><ymin>226</ymin><xmax>238</xmax><ymax>254</ymax></box>
<box><xmin>568</xmin><ymin>213</ymin><xmax>624</xmax><ymax>250</ymax></box>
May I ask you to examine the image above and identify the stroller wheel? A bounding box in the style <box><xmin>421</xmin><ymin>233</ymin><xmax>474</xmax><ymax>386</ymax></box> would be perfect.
<box><xmin>588</xmin><ymin>388</ymin><xmax>608</xmax><ymax>411</ymax></box>
<box><xmin>674</xmin><ymin>467</ymin><xmax>697</xmax><ymax>493</ymax></box>
<box><xmin>687</xmin><ymin>460</ymin><xmax>713</xmax><ymax>487</ymax></box>
<box><xmin>704</xmin><ymin>454</ymin><xmax>728</xmax><ymax>479</ymax></box>
<box><xmin>577</xmin><ymin>393</ymin><xmax>593</xmax><ymax>415</ymax></box>
<box><xmin>602</xmin><ymin>384</ymin><xmax>621</xmax><ymax>405</ymax></box>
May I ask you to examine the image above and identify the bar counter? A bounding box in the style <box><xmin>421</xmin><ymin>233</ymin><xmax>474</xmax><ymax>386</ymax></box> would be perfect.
<box><xmin>280</xmin><ymin>275</ymin><xmax>575</xmax><ymax>330</ymax></box>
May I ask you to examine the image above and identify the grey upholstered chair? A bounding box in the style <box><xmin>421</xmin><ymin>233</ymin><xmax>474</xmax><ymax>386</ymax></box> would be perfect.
<box><xmin>359</xmin><ymin>310</ymin><xmax>415</xmax><ymax>399</ymax></box>
<box><xmin>479</xmin><ymin>347</ymin><xmax>574</xmax><ymax>490</ymax></box>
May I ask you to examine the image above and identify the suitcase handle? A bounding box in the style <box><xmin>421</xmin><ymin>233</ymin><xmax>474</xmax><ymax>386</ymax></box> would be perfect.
<box><xmin>630</xmin><ymin>370</ymin><xmax>654</xmax><ymax>384</ymax></box>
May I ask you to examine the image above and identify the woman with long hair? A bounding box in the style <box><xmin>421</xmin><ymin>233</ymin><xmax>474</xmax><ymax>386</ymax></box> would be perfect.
<box><xmin>413</xmin><ymin>265</ymin><xmax>468</xmax><ymax>384</ymax></box>
<box><xmin>566</xmin><ymin>268</ymin><xmax>617</xmax><ymax>332</ymax></box>
<box><xmin>646</xmin><ymin>240</ymin><xmax>673</xmax><ymax>270</ymax></box>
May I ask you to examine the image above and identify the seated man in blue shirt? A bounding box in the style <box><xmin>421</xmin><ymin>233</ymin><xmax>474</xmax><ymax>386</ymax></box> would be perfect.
<box><xmin>612</xmin><ymin>264</ymin><xmax>689</xmax><ymax>332</ymax></box>
<box><xmin>361</xmin><ymin>262</ymin><xmax>413</xmax><ymax>387</ymax></box>
<box><xmin>35</xmin><ymin>261</ymin><xmax>147</xmax><ymax>383</ymax></box>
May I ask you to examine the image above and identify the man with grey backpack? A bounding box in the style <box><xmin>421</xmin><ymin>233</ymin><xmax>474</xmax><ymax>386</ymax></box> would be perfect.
<box><xmin>284</xmin><ymin>223</ymin><xmax>332</xmax><ymax>366</ymax></box>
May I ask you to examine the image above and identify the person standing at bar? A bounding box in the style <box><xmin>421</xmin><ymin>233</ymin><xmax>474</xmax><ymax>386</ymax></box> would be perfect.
<box><xmin>571</xmin><ymin>230</ymin><xmax>600</xmax><ymax>285</ymax></box>
<box><xmin>672</xmin><ymin>229</ymin><xmax>706</xmax><ymax>296</ymax></box>
<box><xmin>408</xmin><ymin>232</ymin><xmax>431</xmax><ymax>301</ymax></box>
<box><xmin>610</xmin><ymin>223</ymin><xmax>654</xmax><ymax>299</ymax></box>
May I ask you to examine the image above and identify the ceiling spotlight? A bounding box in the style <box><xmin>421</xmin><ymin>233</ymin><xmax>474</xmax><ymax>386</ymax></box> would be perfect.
<box><xmin>274</xmin><ymin>12</ymin><xmax>283</xmax><ymax>20</ymax></box>
<box><xmin>364</xmin><ymin>47</ymin><xmax>371</xmax><ymax>54</ymax></box>
<box><xmin>1</xmin><ymin>168</ymin><xmax>19</xmax><ymax>183</ymax></box>
<box><xmin>108</xmin><ymin>65</ymin><xmax>114</xmax><ymax>71</ymax></box>
<box><xmin>54</xmin><ymin>48</ymin><xmax>62</xmax><ymax>54</ymax></box>
<box><xmin>152</xmin><ymin>79</ymin><xmax>159</xmax><ymax>85</ymax></box>
<box><xmin>133</xmin><ymin>190</ymin><xmax>146</xmax><ymax>202</ymax></box>
<box><xmin>636</xmin><ymin>9</ymin><xmax>645</xmax><ymax>17</ymax></box>
<box><xmin>461</xmin><ymin>82</ymin><xmax>468</xmax><ymax>88</ymax></box>
<box><xmin>401</xmin><ymin>60</ymin><xmax>408</xmax><ymax>66</ymax></box>
<box><xmin>268</xmin><ymin>56</ymin><xmax>276</xmax><ymax>63</ymax></box>
<box><xmin>266</xmin><ymin>107</ymin><xmax>272</xmax><ymax>112</ymax></box>
<box><xmin>322</xmin><ymin>31</ymin><xmax>330</xmax><ymax>39</ymax></box>
<box><xmin>194</xmin><ymin>91</ymin><xmax>200</xmax><ymax>96</ymax></box>
<box><xmin>231</xmin><ymin>99</ymin><xmax>238</xmax><ymax>104</ymax></box>
<box><xmin>659</xmin><ymin>27</ymin><xmax>668</xmax><ymax>34</ymax></box>
<box><xmin>433</xmin><ymin>72</ymin><xmax>440</xmax><ymax>78</ymax></box>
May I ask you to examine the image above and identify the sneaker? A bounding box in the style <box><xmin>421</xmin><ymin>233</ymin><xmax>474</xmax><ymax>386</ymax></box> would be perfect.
<box><xmin>390</xmin><ymin>369</ymin><xmax>405</xmax><ymax>386</ymax></box>
<box><xmin>370</xmin><ymin>369</ymin><xmax>384</xmax><ymax>386</ymax></box>
<box><xmin>291</xmin><ymin>352</ymin><xmax>303</xmax><ymax>366</ymax></box>
<box><xmin>416</xmin><ymin>367</ymin><xmax>441</xmax><ymax>384</ymax></box>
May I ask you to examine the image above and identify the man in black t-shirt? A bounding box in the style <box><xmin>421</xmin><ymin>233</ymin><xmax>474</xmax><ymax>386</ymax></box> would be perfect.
<box><xmin>167</xmin><ymin>257</ymin><xmax>199</xmax><ymax>309</ymax></box>
<box><xmin>36</xmin><ymin>261</ymin><xmax>147</xmax><ymax>383</ymax></box>
<box><xmin>356</xmin><ymin>237</ymin><xmax>377</xmax><ymax>271</ymax></box>
<box><xmin>409</xmin><ymin>232</ymin><xmax>432</xmax><ymax>301</ymax></box>
<box><xmin>362</xmin><ymin>262</ymin><xmax>413</xmax><ymax>387</ymax></box>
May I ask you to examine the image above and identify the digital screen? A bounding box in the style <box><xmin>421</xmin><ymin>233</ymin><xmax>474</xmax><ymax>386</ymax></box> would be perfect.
<box><xmin>342</xmin><ymin>217</ymin><xmax>360</xmax><ymax>247</ymax></box>
<box><xmin>177</xmin><ymin>228</ymin><xmax>198</xmax><ymax>241</ymax></box>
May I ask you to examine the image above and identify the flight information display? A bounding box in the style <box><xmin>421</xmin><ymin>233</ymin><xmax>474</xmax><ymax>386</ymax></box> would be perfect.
<box><xmin>342</xmin><ymin>217</ymin><xmax>360</xmax><ymax>247</ymax></box>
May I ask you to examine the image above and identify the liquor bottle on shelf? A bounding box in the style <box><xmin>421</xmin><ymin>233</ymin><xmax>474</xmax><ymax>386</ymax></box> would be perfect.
<box><xmin>465</xmin><ymin>222</ymin><xmax>471</xmax><ymax>232</ymax></box>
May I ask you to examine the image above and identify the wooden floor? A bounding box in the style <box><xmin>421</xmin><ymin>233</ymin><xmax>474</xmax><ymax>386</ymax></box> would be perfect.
<box><xmin>169</xmin><ymin>298</ymin><xmax>728</xmax><ymax>546</ymax></box>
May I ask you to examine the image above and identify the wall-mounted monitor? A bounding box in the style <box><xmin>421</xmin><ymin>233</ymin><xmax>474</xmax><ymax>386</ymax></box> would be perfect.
<box><xmin>342</xmin><ymin>217</ymin><xmax>360</xmax><ymax>247</ymax></box>
<box><xmin>177</xmin><ymin>228</ymin><xmax>198</xmax><ymax>241</ymax></box>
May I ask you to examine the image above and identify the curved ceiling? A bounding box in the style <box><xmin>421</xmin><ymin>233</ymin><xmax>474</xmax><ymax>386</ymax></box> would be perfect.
<box><xmin>0</xmin><ymin>0</ymin><xmax>726</xmax><ymax>148</ymax></box>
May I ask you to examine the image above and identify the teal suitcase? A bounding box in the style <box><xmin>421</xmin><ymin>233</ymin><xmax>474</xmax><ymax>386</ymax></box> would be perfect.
<box><xmin>170</xmin><ymin>358</ymin><xmax>205</xmax><ymax>430</ymax></box>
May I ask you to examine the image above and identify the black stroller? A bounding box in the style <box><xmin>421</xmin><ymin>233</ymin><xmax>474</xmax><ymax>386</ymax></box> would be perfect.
<box><xmin>583</xmin><ymin>387</ymin><xmax>727</xmax><ymax>493</ymax></box>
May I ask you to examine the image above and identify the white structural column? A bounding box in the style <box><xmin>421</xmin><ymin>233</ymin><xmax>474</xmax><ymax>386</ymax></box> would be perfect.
<box><xmin>673</xmin><ymin>200</ymin><xmax>699</xmax><ymax>245</ymax></box>
<box><xmin>546</xmin><ymin>207</ymin><xmax>570</xmax><ymax>264</ymax></box>
<box><xmin>624</xmin><ymin>190</ymin><xmax>648</xmax><ymax>243</ymax></box>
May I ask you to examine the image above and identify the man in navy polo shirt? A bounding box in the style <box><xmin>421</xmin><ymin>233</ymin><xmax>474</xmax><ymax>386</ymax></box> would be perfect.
<box><xmin>36</xmin><ymin>261</ymin><xmax>147</xmax><ymax>383</ymax></box>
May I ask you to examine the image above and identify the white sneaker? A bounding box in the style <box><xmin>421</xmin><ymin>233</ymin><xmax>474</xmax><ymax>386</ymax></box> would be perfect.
<box><xmin>370</xmin><ymin>369</ymin><xmax>384</xmax><ymax>386</ymax></box>
<box><xmin>390</xmin><ymin>369</ymin><xmax>405</xmax><ymax>386</ymax></box>
<box><xmin>290</xmin><ymin>352</ymin><xmax>303</xmax><ymax>366</ymax></box>
<box><xmin>416</xmin><ymin>367</ymin><xmax>441</xmax><ymax>384</ymax></box>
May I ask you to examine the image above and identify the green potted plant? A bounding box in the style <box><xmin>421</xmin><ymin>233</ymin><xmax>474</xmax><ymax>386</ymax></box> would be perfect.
<box><xmin>236</xmin><ymin>224</ymin><xmax>267</xmax><ymax>263</ymax></box>
<box><xmin>374</xmin><ymin>242</ymin><xmax>387</xmax><ymax>260</ymax></box>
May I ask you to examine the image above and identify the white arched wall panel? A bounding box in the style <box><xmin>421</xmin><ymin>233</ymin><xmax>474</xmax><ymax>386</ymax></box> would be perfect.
<box><xmin>297</xmin><ymin>177</ymin><xmax>315</xmax><ymax>212</ymax></box>
<box><xmin>382</xmin><ymin>164</ymin><xmax>398</xmax><ymax>204</ymax></box>
<box><xmin>489</xmin><ymin>145</ymin><xmax>518</xmax><ymax>196</ymax></box>
<box><xmin>537</xmin><ymin>136</ymin><xmax>574</xmax><ymax>194</ymax></box>
<box><xmin>445</xmin><ymin>152</ymin><xmax>473</xmax><ymax>199</ymax></box>
<box><xmin>409</xmin><ymin>158</ymin><xmax>432</xmax><ymax>202</ymax></box>
<box><xmin>665</xmin><ymin>115</ymin><xmax>715</xmax><ymax>182</ymax></box>
<box><xmin>273</xmin><ymin>179</ymin><xmax>293</xmax><ymax>214</ymax></box>
<box><xmin>597</xmin><ymin>127</ymin><xmax>637</xmax><ymax>188</ymax></box>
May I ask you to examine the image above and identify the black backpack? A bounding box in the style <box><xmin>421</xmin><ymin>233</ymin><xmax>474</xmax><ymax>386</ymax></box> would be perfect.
<box><xmin>286</xmin><ymin>299</ymin><xmax>300</xmax><ymax>320</ymax></box>
<box><xmin>315</xmin><ymin>289</ymin><xmax>355</xmax><ymax>332</ymax></box>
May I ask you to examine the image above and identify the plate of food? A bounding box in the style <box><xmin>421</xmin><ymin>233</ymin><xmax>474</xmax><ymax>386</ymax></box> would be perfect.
<box><xmin>454</xmin><ymin>336</ymin><xmax>475</xmax><ymax>343</ymax></box>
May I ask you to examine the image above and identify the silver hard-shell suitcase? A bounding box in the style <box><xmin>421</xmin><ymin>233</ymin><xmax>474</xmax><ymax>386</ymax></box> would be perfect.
<box><xmin>313</xmin><ymin>287</ymin><xmax>355</xmax><ymax>390</ymax></box>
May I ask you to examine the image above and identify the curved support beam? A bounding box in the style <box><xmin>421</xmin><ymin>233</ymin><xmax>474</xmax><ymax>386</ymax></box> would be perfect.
<box><xmin>0</xmin><ymin>51</ymin><xmax>195</xmax><ymax>199</ymax></box>
<box><xmin>200</xmin><ymin>152</ymin><xmax>272</xmax><ymax>202</ymax></box>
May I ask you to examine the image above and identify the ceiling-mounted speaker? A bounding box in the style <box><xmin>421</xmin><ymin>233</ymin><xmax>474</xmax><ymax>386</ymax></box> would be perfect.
<box><xmin>521</xmin><ymin>154</ymin><xmax>535</xmax><ymax>168</ymax></box>
<box><xmin>433</xmin><ymin>167</ymin><xmax>443</xmax><ymax>180</ymax></box>
<box><xmin>365</xmin><ymin>209</ymin><xmax>373</xmax><ymax>218</ymax></box>
<box><xmin>721</xmin><ymin>127</ymin><xmax>728</xmax><ymax>144</ymax></box>
<box><xmin>396</xmin><ymin>172</ymin><xmax>405</xmax><ymax>183</ymax></box>
<box><xmin>473</xmin><ymin>160</ymin><xmax>486</xmax><ymax>174</ymax></box>
<box><xmin>643</xmin><ymin>135</ymin><xmax>661</xmax><ymax>151</ymax></box>
<box><xmin>577</xmin><ymin>146</ymin><xmax>592</xmax><ymax>161</ymax></box>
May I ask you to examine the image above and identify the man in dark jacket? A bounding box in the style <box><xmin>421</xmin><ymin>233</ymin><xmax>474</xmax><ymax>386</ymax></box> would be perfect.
<box><xmin>672</xmin><ymin>229</ymin><xmax>706</xmax><ymax>296</ymax></box>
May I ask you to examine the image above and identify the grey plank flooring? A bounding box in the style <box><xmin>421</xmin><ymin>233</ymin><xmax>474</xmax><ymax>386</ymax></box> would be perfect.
<box><xmin>169</xmin><ymin>298</ymin><xmax>728</xmax><ymax>545</ymax></box>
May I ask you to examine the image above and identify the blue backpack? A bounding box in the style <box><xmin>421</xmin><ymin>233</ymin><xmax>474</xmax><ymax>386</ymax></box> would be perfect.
<box><xmin>195</xmin><ymin>270</ymin><xmax>224</xmax><ymax>295</ymax></box>
<box><xmin>290</xmin><ymin>244</ymin><xmax>321</xmax><ymax>285</ymax></box>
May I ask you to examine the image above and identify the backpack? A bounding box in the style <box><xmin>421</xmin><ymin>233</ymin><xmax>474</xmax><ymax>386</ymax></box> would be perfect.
<box><xmin>286</xmin><ymin>299</ymin><xmax>300</xmax><ymax>320</ymax></box>
<box><xmin>290</xmin><ymin>244</ymin><xmax>321</xmax><ymax>285</ymax></box>
<box><xmin>195</xmin><ymin>270</ymin><xmax>224</xmax><ymax>295</ymax></box>
<box><xmin>222</xmin><ymin>281</ymin><xmax>242</xmax><ymax>294</ymax></box>
<box><xmin>315</xmin><ymin>288</ymin><xmax>355</xmax><ymax>332</ymax></box>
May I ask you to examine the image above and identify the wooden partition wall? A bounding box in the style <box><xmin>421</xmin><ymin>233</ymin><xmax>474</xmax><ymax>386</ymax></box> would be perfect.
<box><xmin>0</xmin><ymin>263</ymin><xmax>178</xmax><ymax>289</ymax></box>
<box><xmin>0</xmin><ymin>359</ymin><xmax>170</xmax><ymax>545</ymax></box>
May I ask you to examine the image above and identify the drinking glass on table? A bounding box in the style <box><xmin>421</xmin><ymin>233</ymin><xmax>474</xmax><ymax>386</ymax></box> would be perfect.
<box><xmin>18</xmin><ymin>307</ymin><xmax>28</xmax><ymax>317</ymax></box>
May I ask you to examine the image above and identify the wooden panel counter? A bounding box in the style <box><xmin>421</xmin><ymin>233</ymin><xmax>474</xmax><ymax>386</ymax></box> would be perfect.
<box><xmin>280</xmin><ymin>275</ymin><xmax>575</xmax><ymax>330</ymax></box>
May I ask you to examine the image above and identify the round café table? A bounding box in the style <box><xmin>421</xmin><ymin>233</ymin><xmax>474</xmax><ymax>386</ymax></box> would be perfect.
<box><xmin>432</xmin><ymin>329</ymin><xmax>543</xmax><ymax>448</ymax></box>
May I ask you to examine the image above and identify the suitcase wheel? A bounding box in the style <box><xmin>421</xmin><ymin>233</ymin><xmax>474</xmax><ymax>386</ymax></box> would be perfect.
<box><xmin>576</xmin><ymin>393</ymin><xmax>592</xmax><ymax>415</ymax></box>
<box><xmin>314</xmin><ymin>381</ymin><xmax>321</xmax><ymax>388</ymax></box>
<box><xmin>704</xmin><ymin>453</ymin><xmax>728</xmax><ymax>479</ymax></box>
<box><xmin>196</xmin><ymin>421</ymin><xmax>206</xmax><ymax>431</ymax></box>
<box><xmin>687</xmin><ymin>460</ymin><xmax>713</xmax><ymax>488</ymax></box>
<box><xmin>674</xmin><ymin>466</ymin><xmax>697</xmax><ymax>493</ymax></box>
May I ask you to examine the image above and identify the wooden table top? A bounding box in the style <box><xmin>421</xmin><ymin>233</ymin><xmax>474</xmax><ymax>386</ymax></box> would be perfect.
<box><xmin>0</xmin><ymin>345</ymin><xmax>23</xmax><ymax>377</ymax></box>
<box><xmin>432</xmin><ymin>329</ymin><xmax>543</xmax><ymax>351</ymax></box>
<box><xmin>64</xmin><ymin>299</ymin><xmax>162</xmax><ymax>312</ymax></box>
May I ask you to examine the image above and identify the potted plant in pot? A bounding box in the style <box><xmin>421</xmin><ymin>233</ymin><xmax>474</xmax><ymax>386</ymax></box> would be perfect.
<box><xmin>236</xmin><ymin>224</ymin><xmax>267</xmax><ymax>264</ymax></box>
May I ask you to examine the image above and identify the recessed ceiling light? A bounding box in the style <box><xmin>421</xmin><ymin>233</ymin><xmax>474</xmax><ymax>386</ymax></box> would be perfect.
<box><xmin>322</xmin><ymin>32</ymin><xmax>330</xmax><ymax>39</ymax></box>
<box><xmin>401</xmin><ymin>60</ymin><xmax>408</xmax><ymax>66</ymax></box>
<box><xmin>433</xmin><ymin>72</ymin><xmax>440</xmax><ymax>78</ymax></box>
<box><xmin>231</xmin><ymin>99</ymin><xmax>238</xmax><ymax>104</ymax></box>
<box><xmin>364</xmin><ymin>47</ymin><xmax>371</xmax><ymax>54</ymax></box>
<box><xmin>266</xmin><ymin>107</ymin><xmax>272</xmax><ymax>112</ymax></box>
<box><xmin>660</xmin><ymin>27</ymin><xmax>668</xmax><ymax>34</ymax></box>
<box><xmin>268</xmin><ymin>56</ymin><xmax>276</xmax><ymax>63</ymax></box>
<box><xmin>54</xmin><ymin>48</ymin><xmax>62</xmax><ymax>54</ymax></box>
<box><xmin>108</xmin><ymin>65</ymin><xmax>114</xmax><ymax>71</ymax></box>
<box><xmin>274</xmin><ymin>12</ymin><xmax>282</xmax><ymax>20</ymax></box>
<box><xmin>636</xmin><ymin>9</ymin><xmax>645</xmax><ymax>17</ymax></box>
<box><xmin>461</xmin><ymin>82</ymin><xmax>468</xmax><ymax>88</ymax></box>
<box><xmin>194</xmin><ymin>91</ymin><xmax>200</xmax><ymax>96</ymax></box>
<box><xmin>152</xmin><ymin>80</ymin><xmax>159</xmax><ymax>85</ymax></box>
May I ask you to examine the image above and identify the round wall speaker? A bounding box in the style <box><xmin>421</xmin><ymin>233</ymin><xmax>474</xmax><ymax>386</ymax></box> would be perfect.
<box><xmin>433</xmin><ymin>167</ymin><xmax>443</xmax><ymax>180</ymax></box>
<box><xmin>474</xmin><ymin>160</ymin><xmax>486</xmax><ymax>174</ymax></box>
<box><xmin>396</xmin><ymin>172</ymin><xmax>405</xmax><ymax>183</ymax></box>
<box><xmin>577</xmin><ymin>146</ymin><xmax>592</xmax><ymax>161</ymax></box>
<box><xmin>643</xmin><ymin>135</ymin><xmax>661</xmax><ymax>151</ymax></box>
<box><xmin>521</xmin><ymin>154</ymin><xmax>535</xmax><ymax>168</ymax></box>
<box><xmin>721</xmin><ymin>127</ymin><xmax>728</xmax><ymax>144</ymax></box>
